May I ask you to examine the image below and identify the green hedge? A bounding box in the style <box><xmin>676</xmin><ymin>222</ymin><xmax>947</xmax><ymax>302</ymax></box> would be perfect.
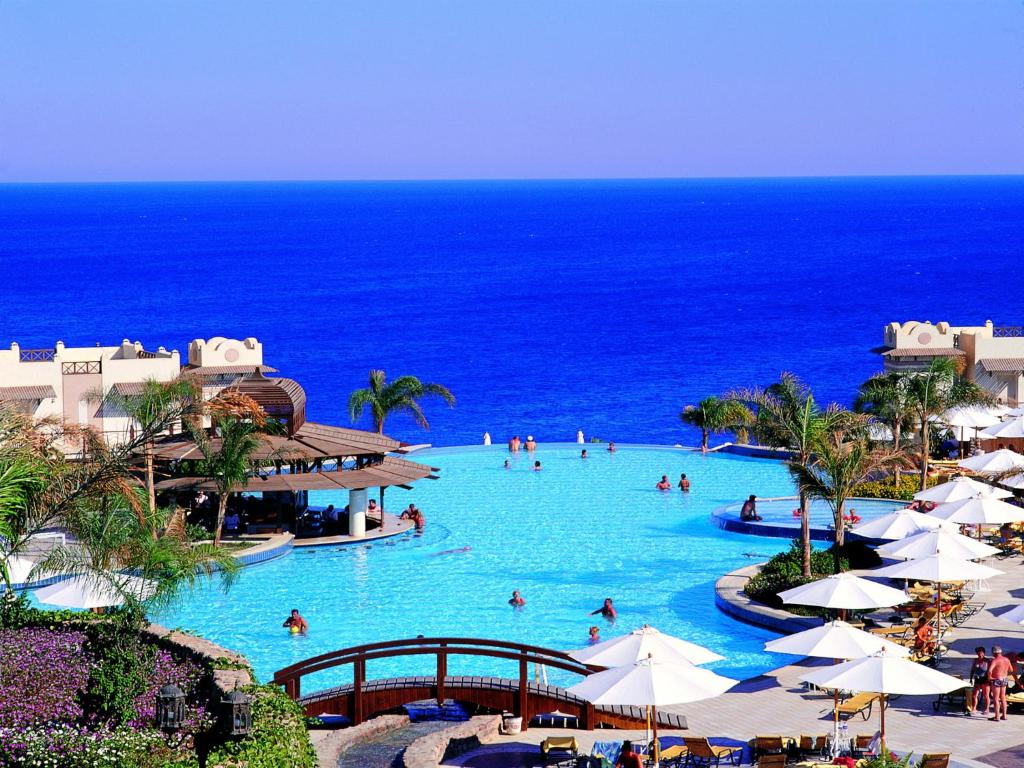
<box><xmin>853</xmin><ymin>475</ymin><xmax>938</xmax><ymax>501</ymax></box>
<box><xmin>744</xmin><ymin>541</ymin><xmax>849</xmax><ymax>614</ymax></box>
<box><xmin>206</xmin><ymin>684</ymin><xmax>316</xmax><ymax>768</ymax></box>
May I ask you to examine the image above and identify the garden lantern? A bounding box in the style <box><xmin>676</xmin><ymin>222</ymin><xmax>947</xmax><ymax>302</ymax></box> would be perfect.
<box><xmin>156</xmin><ymin>683</ymin><xmax>186</xmax><ymax>732</ymax></box>
<box><xmin>221</xmin><ymin>686</ymin><xmax>253</xmax><ymax>736</ymax></box>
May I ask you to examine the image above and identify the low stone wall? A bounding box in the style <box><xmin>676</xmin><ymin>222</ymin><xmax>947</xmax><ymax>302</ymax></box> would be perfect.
<box><xmin>312</xmin><ymin>714</ymin><xmax>408</xmax><ymax>768</ymax></box>
<box><xmin>142</xmin><ymin>622</ymin><xmax>253</xmax><ymax>698</ymax></box>
<box><xmin>714</xmin><ymin>564</ymin><xmax>822</xmax><ymax>634</ymax></box>
<box><xmin>402</xmin><ymin>715</ymin><xmax>502</xmax><ymax>768</ymax></box>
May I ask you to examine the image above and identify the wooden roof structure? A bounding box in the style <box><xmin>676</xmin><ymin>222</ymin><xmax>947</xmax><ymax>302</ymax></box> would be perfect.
<box><xmin>154</xmin><ymin>456</ymin><xmax>438</xmax><ymax>493</ymax></box>
<box><xmin>150</xmin><ymin>421</ymin><xmax>402</xmax><ymax>462</ymax></box>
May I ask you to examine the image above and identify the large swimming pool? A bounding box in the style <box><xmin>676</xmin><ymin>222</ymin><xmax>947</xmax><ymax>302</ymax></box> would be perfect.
<box><xmin>153</xmin><ymin>446</ymin><xmax>860</xmax><ymax>689</ymax></box>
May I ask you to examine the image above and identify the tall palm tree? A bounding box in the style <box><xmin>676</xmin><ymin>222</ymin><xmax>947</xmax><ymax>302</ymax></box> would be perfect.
<box><xmin>901</xmin><ymin>357</ymin><xmax>991</xmax><ymax>491</ymax></box>
<box><xmin>348</xmin><ymin>370</ymin><xmax>455</xmax><ymax>433</ymax></box>
<box><xmin>789</xmin><ymin>412</ymin><xmax>904</xmax><ymax>572</ymax></box>
<box><xmin>100</xmin><ymin>377</ymin><xmax>200</xmax><ymax>527</ymax></box>
<box><xmin>854</xmin><ymin>372</ymin><xmax>915</xmax><ymax>485</ymax></box>
<box><xmin>731</xmin><ymin>373</ymin><xmax>832</xmax><ymax>579</ymax></box>
<box><xmin>679</xmin><ymin>396</ymin><xmax>754</xmax><ymax>452</ymax></box>
<box><xmin>188</xmin><ymin>415</ymin><xmax>268</xmax><ymax>547</ymax></box>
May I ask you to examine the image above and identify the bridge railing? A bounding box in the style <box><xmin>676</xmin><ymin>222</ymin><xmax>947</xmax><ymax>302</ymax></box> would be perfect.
<box><xmin>272</xmin><ymin>636</ymin><xmax>603</xmax><ymax>727</ymax></box>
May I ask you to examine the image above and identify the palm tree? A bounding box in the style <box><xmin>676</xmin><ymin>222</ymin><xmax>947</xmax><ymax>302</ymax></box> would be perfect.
<box><xmin>348</xmin><ymin>370</ymin><xmax>455</xmax><ymax>434</ymax></box>
<box><xmin>188</xmin><ymin>414</ymin><xmax>268</xmax><ymax>547</ymax></box>
<box><xmin>789</xmin><ymin>412</ymin><xmax>904</xmax><ymax>571</ymax></box>
<box><xmin>730</xmin><ymin>374</ymin><xmax>830</xmax><ymax>578</ymax></box>
<box><xmin>900</xmin><ymin>357</ymin><xmax>991</xmax><ymax>491</ymax></box>
<box><xmin>854</xmin><ymin>372</ymin><xmax>915</xmax><ymax>485</ymax></box>
<box><xmin>38</xmin><ymin>492</ymin><xmax>238</xmax><ymax>621</ymax></box>
<box><xmin>679</xmin><ymin>396</ymin><xmax>754</xmax><ymax>452</ymax></box>
<box><xmin>100</xmin><ymin>377</ymin><xmax>200</xmax><ymax>526</ymax></box>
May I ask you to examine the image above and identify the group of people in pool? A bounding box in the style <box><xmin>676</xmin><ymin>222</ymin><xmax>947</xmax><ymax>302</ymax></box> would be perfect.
<box><xmin>399</xmin><ymin>503</ymin><xmax>426</xmax><ymax>530</ymax></box>
<box><xmin>656</xmin><ymin>473</ymin><xmax>691</xmax><ymax>491</ymax></box>
<box><xmin>508</xmin><ymin>591</ymin><xmax>617</xmax><ymax>630</ymax></box>
<box><xmin>503</xmin><ymin>440</ymin><xmax>618</xmax><ymax>472</ymax></box>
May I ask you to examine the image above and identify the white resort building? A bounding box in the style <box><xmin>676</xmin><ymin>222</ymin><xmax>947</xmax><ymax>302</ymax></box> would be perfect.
<box><xmin>0</xmin><ymin>336</ymin><xmax>274</xmax><ymax>445</ymax></box>
<box><xmin>881</xmin><ymin>320</ymin><xmax>1024</xmax><ymax>405</ymax></box>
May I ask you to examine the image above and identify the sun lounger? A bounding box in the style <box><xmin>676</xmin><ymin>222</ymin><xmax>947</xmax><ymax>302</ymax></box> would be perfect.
<box><xmin>681</xmin><ymin>737</ymin><xmax>743</xmax><ymax>767</ymax></box>
<box><xmin>797</xmin><ymin>735</ymin><xmax>827</xmax><ymax>758</ymax></box>
<box><xmin>757</xmin><ymin>755</ymin><xmax>787</xmax><ymax>768</ymax></box>
<box><xmin>919</xmin><ymin>754</ymin><xmax>950</xmax><ymax>768</ymax></box>
<box><xmin>752</xmin><ymin>736</ymin><xmax>785</xmax><ymax>758</ymax></box>
<box><xmin>541</xmin><ymin>736</ymin><xmax>579</xmax><ymax>758</ymax></box>
<box><xmin>660</xmin><ymin>744</ymin><xmax>688</xmax><ymax>766</ymax></box>
<box><xmin>836</xmin><ymin>692</ymin><xmax>879</xmax><ymax>720</ymax></box>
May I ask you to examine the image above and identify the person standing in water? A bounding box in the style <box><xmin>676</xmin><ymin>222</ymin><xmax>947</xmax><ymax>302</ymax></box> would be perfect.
<box><xmin>509</xmin><ymin>590</ymin><xmax>525</xmax><ymax>608</ymax></box>
<box><xmin>283</xmin><ymin>609</ymin><xmax>308</xmax><ymax>634</ymax></box>
<box><xmin>590</xmin><ymin>598</ymin><xmax>617</xmax><ymax>622</ymax></box>
<box><xmin>678</xmin><ymin>473</ymin><xmax>691</xmax><ymax>491</ymax></box>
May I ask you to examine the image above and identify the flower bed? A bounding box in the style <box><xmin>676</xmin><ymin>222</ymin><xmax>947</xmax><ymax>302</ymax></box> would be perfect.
<box><xmin>0</xmin><ymin>626</ymin><xmax>210</xmax><ymax>768</ymax></box>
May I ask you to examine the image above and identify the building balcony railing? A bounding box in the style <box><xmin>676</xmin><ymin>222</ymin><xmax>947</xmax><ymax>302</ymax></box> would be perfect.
<box><xmin>993</xmin><ymin>326</ymin><xmax>1024</xmax><ymax>338</ymax></box>
<box><xmin>19</xmin><ymin>348</ymin><xmax>56</xmax><ymax>362</ymax></box>
<box><xmin>61</xmin><ymin>361</ymin><xmax>101</xmax><ymax>375</ymax></box>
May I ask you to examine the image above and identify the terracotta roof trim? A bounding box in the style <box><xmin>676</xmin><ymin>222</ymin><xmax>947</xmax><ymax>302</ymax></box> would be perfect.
<box><xmin>0</xmin><ymin>385</ymin><xmax>57</xmax><ymax>401</ymax></box>
<box><xmin>882</xmin><ymin>347</ymin><xmax>965</xmax><ymax>358</ymax></box>
<box><xmin>978</xmin><ymin>357</ymin><xmax>1024</xmax><ymax>374</ymax></box>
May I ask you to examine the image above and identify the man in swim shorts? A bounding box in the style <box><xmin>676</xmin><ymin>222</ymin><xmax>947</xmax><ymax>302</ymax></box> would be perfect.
<box><xmin>988</xmin><ymin>646</ymin><xmax>1017</xmax><ymax>721</ymax></box>
<box><xmin>656</xmin><ymin>475</ymin><xmax>671</xmax><ymax>490</ymax></box>
<box><xmin>283</xmin><ymin>609</ymin><xmax>308</xmax><ymax>633</ymax></box>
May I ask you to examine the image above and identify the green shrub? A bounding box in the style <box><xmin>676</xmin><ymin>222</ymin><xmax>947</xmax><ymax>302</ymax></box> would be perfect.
<box><xmin>853</xmin><ymin>475</ymin><xmax>938</xmax><ymax>501</ymax></box>
<box><xmin>206</xmin><ymin>684</ymin><xmax>316</xmax><ymax>768</ymax></box>
<box><xmin>744</xmin><ymin>540</ymin><xmax>849</xmax><ymax>612</ymax></box>
<box><xmin>81</xmin><ymin>616</ymin><xmax>157</xmax><ymax>724</ymax></box>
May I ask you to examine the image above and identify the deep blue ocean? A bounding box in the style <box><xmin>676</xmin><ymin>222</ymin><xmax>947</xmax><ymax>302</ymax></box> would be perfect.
<box><xmin>1</xmin><ymin>177</ymin><xmax>1021</xmax><ymax>446</ymax></box>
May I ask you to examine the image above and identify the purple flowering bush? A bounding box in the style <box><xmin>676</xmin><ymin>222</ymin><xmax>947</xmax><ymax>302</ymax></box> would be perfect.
<box><xmin>0</xmin><ymin>628</ymin><xmax>91</xmax><ymax>729</ymax></box>
<box><xmin>0</xmin><ymin>628</ymin><xmax>211</xmax><ymax>768</ymax></box>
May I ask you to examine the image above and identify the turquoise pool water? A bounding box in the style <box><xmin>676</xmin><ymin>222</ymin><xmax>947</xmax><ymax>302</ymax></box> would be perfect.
<box><xmin>155</xmin><ymin>446</ymin><xmax>837</xmax><ymax>689</ymax></box>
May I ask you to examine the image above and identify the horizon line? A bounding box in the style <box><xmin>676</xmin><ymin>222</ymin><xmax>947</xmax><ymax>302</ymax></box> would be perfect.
<box><xmin>1</xmin><ymin>172</ymin><xmax>1023</xmax><ymax>186</ymax></box>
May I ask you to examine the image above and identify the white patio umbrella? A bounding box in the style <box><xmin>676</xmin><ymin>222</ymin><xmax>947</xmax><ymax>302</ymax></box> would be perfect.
<box><xmin>2</xmin><ymin>554</ymin><xmax>49</xmax><ymax>588</ymax></box>
<box><xmin>777</xmin><ymin>572</ymin><xmax>909</xmax><ymax>612</ymax></box>
<box><xmin>995</xmin><ymin>604</ymin><xmax>1024</xmax><ymax>626</ymax></box>
<box><xmin>959</xmin><ymin>449</ymin><xmax>1024</xmax><ymax>475</ymax></box>
<box><xmin>999</xmin><ymin>473</ymin><xmax>1024</xmax><ymax>490</ymax></box>
<box><xmin>765</xmin><ymin>620</ymin><xmax>910</xmax><ymax>659</ymax></box>
<box><xmin>913</xmin><ymin>476</ymin><xmax>1011</xmax><ymax>503</ymax></box>
<box><xmin>981</xmin><ymin>416</ymin><xmax>1024</xmax><ymax>440</ymax></box>
<box><xmin>876</xmin><ymin>529</ymin><xmax>1000</xmax><ymax>562</ymax></box>
<box><xmin>33</xmin><ymin>574</ymin><xmax>156</xmax><ymax>609</ymax></box>
<box><xmin>1005</xmin><ymin>405</ymin><xmax>1024</xmax><ymax>418</ymax></box>
<box><xmin>941</xmin><ymin>406</ymin><xmax>1001</xmax><ymax>430</ymax></box>
<box><xmin>569</xmin><ymin>624</ymin><xmax>724</xmax><ymax>667</ymax></box>
<box><xmin>567</xmin><ymin>656</ymin><xmax>737</xmax><ymax>763</ymax></box>
<box><xmin>873</xmin><ymin>554</ymin><xmax>1003</xmax><ymax>645</ymax></box>
<box><xmin>929</xmin><ymin>496</ymin><xmax>1024</xmax><ymax>532</ymax></box>
<box><xmin>849</xmin><ymin>509</ymin><xmax>954</xmax><ymax>541</ymax></box>
<box><xmin>766</xmin><ymin>621</ymin><xmax>910</xmax><ymax>751</ymax></box>
<box><xmin>800</xmin><ymin>652</ymin><xmax>964</xmax><ymax>752</ymax></box>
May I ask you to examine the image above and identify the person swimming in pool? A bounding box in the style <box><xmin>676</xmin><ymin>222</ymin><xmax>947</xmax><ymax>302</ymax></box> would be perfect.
<box><xmin>608</xmin><ymin>441</ymin><xmax>616</xmax><ymax>452</ymax></box>
<box><xmin>678</xmin><ymin>473</ymin><xmax>690</xmax><ymax>492</ymax></box>
<box><xmin>590</xmin><ymin>598</ymin><xmax>617</xmax><ymax>622</ymax></box>
<box><xmin>504</xmin><ymin>459</ymin><xmax>511</xmax><ymax>469</ymax></box>
<box><xmin>656</xmin><ymin>475</ymin><xmax>671</xmax><ymax>490</ymax></box>
<box><xmin>581</xmin><ymin>449</ymin><xmax>588</xmax><ymax>459</ymax></box>
<box><xmin>283</xmin><ymin>609</ymin><xmax>308</xmax><ymax>634</ymax></box>
<box><xmin>509</xmin><ymin>590</ymin><xmax>525</xmax><ymax>607</ymax></box>
<box><xmin>588</xmin><ymin>625</ymin><xmax>601</xmax><ymax>645</ymax></box>
<box><xmin>533</xmin><ymin>460</ymin><xmax>542</xmax><ymax>471</ymax></box>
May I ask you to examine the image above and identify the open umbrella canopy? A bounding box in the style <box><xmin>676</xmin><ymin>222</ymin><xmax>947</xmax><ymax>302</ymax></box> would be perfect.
<box><xmin>995</xmin><ymin>604</ymin><xmax>1024</xmax><ymax>626</ymax></box>
<box><xmin>876</xmin><ymin>529</ymin><xmax>1001</xmax><ymax>561</ymax></box>
<box><xmin>569</xmin><ymin>625</ymin><xmax>724</xmax><ymax>667</ymax></box>
<box><xmin>777</xmin><ymin>573</ymin><xmax>909</xmax><ymax>610</ymax></box>
<box><xmin>2</xmin><ymin>554</ymin><xmax>52</xmax><ymax>588</ymax></box>
<box><xmin>849</xmin><ymin>509</ymin><xmax>954</xmax><ymax>541</ymax></box>
<box><xmin>33</xmin><ymin>574</ymin><xmax>156</xmax><ymax>609</ymax></box>
<box><xmin>929</xmin><ymin>496</ymin><xmax>1024</xmax><ymax>526</ymax></box>
<box><xmin>981</xmin><ymin>416</ymin><xmax>1024</xmax><ymax>440</ymax></box>
<box><xmin>941</xmin><ymin>407</ymin><xmax>1001</xmax><ymax>430</ymax></box>
<box><xmin>999</xmin><ymin>473</ymin><xmax>1024</xmax><ymax>490</ymax></box>
<box><xmin>765</xmin><ymin>620</ymin><xmax>910</xmax><ymax>659</ymax></box>
<box><xmin>913</xmin><ymin>476</ymin><xmax>1011</xmax><ymax>503</ymax></box>
<box><xmin>873</xmin><ymin>552</ymin><xmax>1003</xmax><ymax>582</ymax></box>
<box><xmin>566</xmin><ymin>656</ymin><xmax>737</xmax><ymax>707</ymax></box>
<box><xmin>959</xmin><ymin>449</ymin><xmax>1024</xmax><ymax>475</ymax></box>
<box><xmin>800</xmin><ymin>653</ymin><xmax>963</xmax><ymax>696</ymax></box>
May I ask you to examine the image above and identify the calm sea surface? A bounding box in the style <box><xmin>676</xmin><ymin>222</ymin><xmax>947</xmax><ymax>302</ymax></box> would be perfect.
<box><xmin>1</xmin><ymin>178</ymin><xmax>1021</xmax><ymax>445</ymax></box>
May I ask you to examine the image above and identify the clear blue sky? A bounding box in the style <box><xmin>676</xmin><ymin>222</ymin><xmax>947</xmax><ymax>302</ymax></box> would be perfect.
<box><xmin>1</xmin><ymin>1</ymin><xmax>1021</xmax><ymax>181</ymax></box>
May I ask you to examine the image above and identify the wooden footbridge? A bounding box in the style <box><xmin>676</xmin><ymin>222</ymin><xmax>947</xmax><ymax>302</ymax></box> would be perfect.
<box><xmin>273</xmin><ymin>637</ymin><xmax>688</xmax><ymax>732</ymax></box>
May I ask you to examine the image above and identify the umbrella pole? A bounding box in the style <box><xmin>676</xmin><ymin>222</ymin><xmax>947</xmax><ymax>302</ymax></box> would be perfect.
<box><xmin>652</xmin><ymin>705</ymin><xmax>659</xmax><ymax>767</ymax></box>
<box><xmin>879</xmin><ymin>693</ymin><xmax>886</xmax><ymax>758</ymax></box>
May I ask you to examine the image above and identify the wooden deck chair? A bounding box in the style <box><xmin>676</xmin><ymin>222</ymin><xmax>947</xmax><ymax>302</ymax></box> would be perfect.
<box><xmin>659</xmin><ymin>744</ymin><xmax>688</xmax><ymax>767</ymax></box>
<box><xmin>681</xmin><ymin>737</ymin><xmax>743</xmax><ymax>767</ymax></box>
<box><xmin>919</xmin><ymin>754</ymin><xmax>950</xmax><ymax>768</ymax></box>
<box><xmin>756</xmin><ymin>754</ymin><xmax>786</xmax><ymax>768</ymax></box>
<box><xmin>753</xmin><ymin>736</ymin><xmax>784</xmax><ymax>758</ymax></box>
<box><xmin>836</xmin><ymin>692</ymin><xmax>879</xmax><ymax>720</ymax></box>
<box><xmin>540</xmin><ymin>736</ymin><xmax>579</xmax><ymax>757</ymax></box>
